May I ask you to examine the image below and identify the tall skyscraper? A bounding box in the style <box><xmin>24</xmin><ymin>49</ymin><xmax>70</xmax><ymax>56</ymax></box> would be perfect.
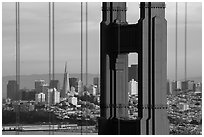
<box><xmin>46</xmin><ymin>88</ymin><xmax>60</xmax><ymax>105</ymax></box>
<box><xmin>46</xmin><ymin>89</ymin><xmax>53</xmax><ymax>105</ymax></box>
<box><xmin>7</xmin><ymin>80</ymin><xmax>19</xmax><ymax>100</ymax></box>
<box><xmin>78</xmin><ymin>80</ymin><xmax>83</xmax><ymax>96</ymax></box>
<box><xmin>62</xmin><ymin>62</ymin><xmax>70</xmax><ymax>98</ymax></box>
<box><xmin>128</xmin><ymin>64</ymin><xmax>138</xmax><ymax>82</ymax></box>
<box><xmin>50</xmin><ymin>80</ymin><xmax>60</xmax><ymax>91</ymax></box>
<box><xmin>35</xmin><ymin>80</ymin><xmax>46</xmax><ymax>93</ymax></box>
<box><xmin>69</xmin><ymin>77</ymin><xmax>78</xmax><ymax>89</ymax></box>
<box><xmin>53</xmin><ymin>88</ymin><xmax>60</xmax><ymax>104</ymax></box>
<box><xmin>93</xmin><ymin>77</ymin><xmax>99</xmax><ymax>86</ymax></box>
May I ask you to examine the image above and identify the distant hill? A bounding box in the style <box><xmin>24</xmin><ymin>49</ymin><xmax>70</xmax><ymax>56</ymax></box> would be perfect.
<box><xmin>2</xmin><ymin>73</ymin><xmax>99</xmax><ymax>99</ymax></box>
<box><xmin>178</xmin><ymin>76</ymin><xmax>202</xmax><ymax>83</ymax></box>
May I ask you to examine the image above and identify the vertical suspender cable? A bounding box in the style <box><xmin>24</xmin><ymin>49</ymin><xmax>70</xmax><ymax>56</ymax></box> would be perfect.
<box><xmin>15</xmin><ymin>2</ymin><xmax>20</xmax><ymax>135</ymax></box>
<box><xmin>80</xmin><ymin>2</ymin><xmax>83</xmax><ymax>135</ymax></box>
<box><xmin>52</xmin><ymin>2</ymin><xmax>55</xmax><ymax>134</ymax></box>
<box><xmin>48</xmin><ymin>2</ymin><xmax>51</xmax><ymax>134</ymax></box>
<box><xmin>184</xmin><ymin>2</ymin><xmax>187</xmax><ymax>84</ymax></box>
<box><xmin>49</xmin><ymin>2</ymin><xmax>51</xmax><ymax>102</ymax></box>
<box><xmin>48</xmin><ymin>2</ymin><xmax>55</xmax><ymax>134</ymax></box>
<box><xmin>86</xmin><ymin>2</ymin><xmax>88</xmax><ymax>86</ymax></box>
<box><xmin>175</xmin><ymin>2</ymin><xmax>178</xmax><ymax>84</ymax></box>
<box><xmin>52</xmin><ymin>2</ymin><xmax>55</xmax><ymax>81</ymax></box>
<box><xmin>85</xmin><ymin>2</ymin><xmax>88</xmax><ymax>135</ymax></box>
<box><xmin>81</xmin><ymin>2</ymin><xmax>83</xmax><ymax>87</ymax></box>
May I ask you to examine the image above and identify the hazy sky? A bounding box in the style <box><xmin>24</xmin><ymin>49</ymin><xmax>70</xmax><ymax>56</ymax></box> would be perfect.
<box><xmin>2</xmin><ymin>2</ymin><xmax>202</xmax><ymax>80</ymax></box>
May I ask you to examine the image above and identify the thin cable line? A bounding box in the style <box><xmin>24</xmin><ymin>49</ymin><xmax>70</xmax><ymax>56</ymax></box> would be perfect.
<box><xmin>86</xmin><ymin>2</ymin><xmax>88</xmax><ymax>86</ymax></box>
<box><xmin>184</xmin><ymin>2</ymin><xmax>187</xmax><ymax>83</ymax></box>
<box><xmin>49</xmin><ymin>2</ymin><xmax>51</xmax><ymax>98</ymax></box>
<box><xmin>15</xmin><ymin>2</ymin><xmax>17</xmax><ymax>134</ymax></box>
<box><xmin>85</xmin><ymin>2</ymin><xmax>88</xmax><ymax>135</ymax></box>
<box><xmin>52</xmin><ymin>2</ymin><xmax>55</xmax><ymax>134</ymax></box>
<box><xmin>80</xmin><ymin>2</ymin><xmax>83</xmax><ymax>135</ymax></box>
<box><xmin>48</xmin><ymin>2</ymin><xmax>51</xmax><ymax>134</ymax></box>
<box><xmin>52</xmin><ymin>2</ymin><xmax>55</xmax><ymax>82</ymax></box>
<box><xmin>175</xmin><ymin>2</ymin><xmax>178</xmax><ymax>84</ymax></box>
<box><xmin>15</xmin><ymin>2</ymin><xmax>20</xmax><ymax>135</ymax></box>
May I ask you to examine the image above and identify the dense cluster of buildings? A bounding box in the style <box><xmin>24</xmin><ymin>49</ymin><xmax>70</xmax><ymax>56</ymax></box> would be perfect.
<box><xmin>167</xmin><ymin>80</ymin><xmax>202</xmax><ymax>135</ymax></box>
<box><xmin>167</xmin><ymin>80</ymin><xmax>201</xmax><ymax>95</ymax></box>
<box><xmin>3</xmin><ymin>63</ymin><xmax>202</xmax><ymax>134</ymax></box>
<box><xmin>4</xmin><ymin>63</ymin><xmax>100</xmax><ymax>113</ymax></box>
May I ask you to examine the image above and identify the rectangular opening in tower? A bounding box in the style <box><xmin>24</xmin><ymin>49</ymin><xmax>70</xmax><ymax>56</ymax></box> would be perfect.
<box><xmin>128</xmin><ymin>52</ymin><xmax>138</xmax><ymax>120</ymax></box>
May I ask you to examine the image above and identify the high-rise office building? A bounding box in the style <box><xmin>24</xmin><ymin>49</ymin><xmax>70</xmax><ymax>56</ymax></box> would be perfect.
<box><xmin>53</xmin><ymin>88</ymin><xmax>60</xmax><ymax>104</ymax></box>
<box><xmin>93</xmin><ymin>77</ymin><xmax>100</xmax><ymax>95</ymax></box>
<box><xmin>35</xmin><ymin>92</ymin><xmax>45</xmax><ymax>104</ymax></box>
<box><xmin>62</xmin><ymin>62</ymin><xmax>70</xmax><ymax>98</ymax></box>
<box><xmin>20</xmin><ymin>88</ymin><xmax>29</xmax><ymax>100</ymax></box>
<box><xmin>69</xmin><ymin>77</ymin><xmax>78</xmax><ymax>89</ymax></box>
<box><xmin>167</xmin><ymin>81</ymin><xmax>170</xmax><ymax>95</ymax></box>
<box><xmin>46</xmin><ymin>89</ymin><xmax>53</xmax><ymax>105</ymax></box>
<box><xmin>195</xmin><ymin>82</ymin><xmax>202</xmax><ymax>92</ymax></box>
<box><xmin>169</xmin><ymin>81</ymin><xmax>177</xmax><ymax>95</ymax></box>
<box><xmin>46</xmin><ymin>88</ymin><xmax>60</xmax><ymax>105</ymax></box>
<box><xmin>181</xmin><ymin>81</ymin><xmax>188</xmax><ymax>91</ymax></box>
<box><xmin>128</xmin><ymin>64</ymin><xmax>138</xmax><ymax>82</ymax></box>
<box><xmin>50</xmin><ymin>80</ymin><xmax>60</xmax><ymax>91</ymax></box>
<box><xmin>93</xmin><ymin>77</ymin><xmax>99</xmax><ymax>86</ymax></box>
<box><xmin>188</xmin><ymin>80</ymin><xmax>195</xmax><ymax>91</ymax></box>
<box><xmin>88</xmin><ymin>85</ymin><xmax>97</xmax><ymax>96</ymax></box>
<box><xmin>78</xmin><ymin>80</ymin><xmax>83</xmax><ymax>96</ymax></box>
<box><xmin>128</xmin><ymin>79</ymin><xmax>138</xmax><ymax>95</ymax></box>
<box><xmin>176</xmin><ymin>81</ymin><xmax>182</xmax><ymax>90</ymax></box>
<box><xmin>35</xmin><ymin>80</ymin><xmax>46</xmax><ymax>93</ymax></box>
<box><xmin>7</xmin><ymin>80</ymin><xmax>19</xmax><ymax>100</ymax></box>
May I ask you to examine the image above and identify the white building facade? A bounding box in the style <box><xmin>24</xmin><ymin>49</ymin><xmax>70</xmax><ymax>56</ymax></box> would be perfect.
<box><xmin>128</xmin><ymin>79</ymin><xmax>138</xmax><ymax>95</ymax></box>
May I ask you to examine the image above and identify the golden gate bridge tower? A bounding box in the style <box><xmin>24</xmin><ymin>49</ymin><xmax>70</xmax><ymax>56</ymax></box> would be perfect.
<box><xmin>99</xmin><ymin>2</ymin><xmax>169</xmax><ymax>135</ymax></box>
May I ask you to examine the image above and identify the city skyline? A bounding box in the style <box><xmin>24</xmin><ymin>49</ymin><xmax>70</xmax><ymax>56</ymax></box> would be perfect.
<box><xmin>2</xmin><ymin>2</ymin><xmax>202</xmax><ymax>80</ymax></box>
<box><xmin>2</xmin><ymin>2</ymin><xmax>202</xmax><ymax>135</ymax></box>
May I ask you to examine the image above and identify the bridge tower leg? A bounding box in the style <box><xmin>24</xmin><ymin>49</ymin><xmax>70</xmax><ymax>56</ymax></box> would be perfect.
<box><xmin>99</xmin><ymin>2</ymin><xmax>169</xmax><ymax>135</ymax></box>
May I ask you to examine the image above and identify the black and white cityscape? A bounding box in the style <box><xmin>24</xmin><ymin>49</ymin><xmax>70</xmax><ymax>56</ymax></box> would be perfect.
<box><xmin>2</xmin><ymin>2</ymin><xmax>202</xmax><ymax>135</ymax></box>
<box><xmin>2</xmin><ymin>64</ymin><xmax>202</xmax><ymax>134</ymax></box>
